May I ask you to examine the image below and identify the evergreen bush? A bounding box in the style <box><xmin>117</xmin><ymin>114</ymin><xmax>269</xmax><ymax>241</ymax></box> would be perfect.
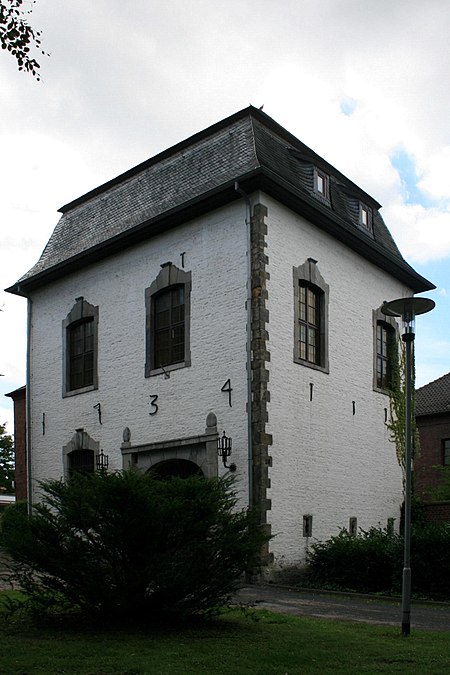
<box><xmin>306</xmin><ymin>524</ymin><xmax>450</xmax><ymax>599</ymax></box>
<box><xmin>411</xmin><ymin>524</ymin><xmax>450</xmax><ymax>599</ymax></box>
<box><xmin>307</xmin><ymin>527</ymin><xmax>402</xmax><ymax>594</ymax></box>
<box><xmin>0</xmin><ymin>470</ymin><xmax>267</xmax><ymax>622</ymax></box>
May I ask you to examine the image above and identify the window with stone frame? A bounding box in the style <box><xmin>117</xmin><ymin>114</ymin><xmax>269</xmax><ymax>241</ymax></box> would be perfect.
<box><xmin>145</xmin><ymin>263</ymin><xmax>191</xmax><ymax>377</ymax></box>
<box><xmin>298</xmin><ymin>283</ymin><xmax>322</xmax><ymax>365</ymax></box>
<box><xmin>293</xmin><ymin>259</ymin><xmax>329</xmax><ymax>372</ymax></box>
<box><xmin>63</xmin><ymin>429</ymin><xmax>99</xmax><ymax>479</ymax></box>
<box><xmin>63</xmin><ymin>297</ymin><xmax>99</xmax><ymax>397</ymax></box>
<box><xmin>373</xmin><ymin>308</ymin><xmax>397</xmax><ymax>393</ymax></box>
<box><xmin>68</xmin><ymin>318</ymin><xmax>94</xmax><ymax>390</ymax></box>
<box><xmin>153</xmin><ymin>285</ymin><xmax>185</xmax><ymax>368</ymax></box>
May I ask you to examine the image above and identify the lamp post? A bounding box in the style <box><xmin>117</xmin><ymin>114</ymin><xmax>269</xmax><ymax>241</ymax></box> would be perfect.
<box><xmin>381</xmin><ymin>296</ymin><xmax>435</xmax><ymax>636</ymax></box>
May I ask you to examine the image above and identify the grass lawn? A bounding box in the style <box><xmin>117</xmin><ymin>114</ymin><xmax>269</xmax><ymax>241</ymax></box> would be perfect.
<box><xmin>1</xmin><ymin>595</ymin><xmax>450</xmax><ymax>674</ymax></box>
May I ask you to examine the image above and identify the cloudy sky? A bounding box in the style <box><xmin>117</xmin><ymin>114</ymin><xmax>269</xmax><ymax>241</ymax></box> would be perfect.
<box><xmin>1</xmin><ymin>0</ymin><xmax>450</xmax><ymax>431</ymax></box>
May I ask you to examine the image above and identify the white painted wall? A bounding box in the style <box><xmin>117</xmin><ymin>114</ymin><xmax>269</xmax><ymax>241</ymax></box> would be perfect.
<box><xmin>28</xmin><ymin>200</ymin><xmax>250</xmax><ymax>500</ymax></box>
<box><xmin>264</xmin><ymin>195</ymin><xmax>406</xmax><ymax>568</ymax></box>
<box><xmin>28</xmin><ymin>189</ymin><xmax>409</xmax><ymax>572</ymax></box>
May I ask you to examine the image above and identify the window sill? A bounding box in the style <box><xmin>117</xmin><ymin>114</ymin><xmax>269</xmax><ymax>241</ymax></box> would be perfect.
<box><xmin>373</xmin><ymin>385</ymin><xmax>391</xmax><ymax>396</ymax></box>
<box><xmin>293</xmin><ymin>357</ymin><xmax>329</xmax><ymax>374</ymax></box>
<box><xmin>145</xmin><ymin>360</ymin><xmax>191</xmax><ymax>378</ymax></box>
<box><xmin>63</xmin><ymin>383</ymin><xmax>97</xmax><ymax>398</ymax></box>
<box><xmin>312</xmin><ymin>191</ymin><xmax>331</xmax><ymax>206</ymax></box>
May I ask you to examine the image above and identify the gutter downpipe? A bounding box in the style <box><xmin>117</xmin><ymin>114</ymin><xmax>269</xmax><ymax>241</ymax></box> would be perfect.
<box><xmin>234</xmin><ymin>182</ymin><xmax>253</xmax><ymax>508</ymax></box>
<box><xmin>26</xmin><ymin>296</ymin><xmax>33</xmax><ymax>515</ymax></box>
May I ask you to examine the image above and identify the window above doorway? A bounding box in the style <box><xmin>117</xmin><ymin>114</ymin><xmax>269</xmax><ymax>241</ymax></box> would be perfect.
<box><xmin>145</xmin><ymin>263</ymin><xmax>192</xmax><ymax>377</ymax></box>
<box><xmin>63</xmin><ymin>297</ymin><xmax>99</xmax><ymax>397</ymax></box>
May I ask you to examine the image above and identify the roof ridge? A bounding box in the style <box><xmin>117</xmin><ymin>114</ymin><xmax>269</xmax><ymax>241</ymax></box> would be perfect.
<box><xmin>59</xmin><ymin>106</ymin><xmax>264</xmax><ymax>214</ymax></box>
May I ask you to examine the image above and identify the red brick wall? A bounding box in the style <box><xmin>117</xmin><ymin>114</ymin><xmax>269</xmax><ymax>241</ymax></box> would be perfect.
<box><xmin>5</xmin><ymin>387</ymin><xmax>27</xmax><ymax>502</ymax></box>
<box><xmin>423</xmin><ymin>501</ymin><xmax>450</xmax><ymax>524</ymax></box>
<box><xmin>415</xmin><ymin>413</ymin><xmax>450</xmax><ymax>500</ymax></box>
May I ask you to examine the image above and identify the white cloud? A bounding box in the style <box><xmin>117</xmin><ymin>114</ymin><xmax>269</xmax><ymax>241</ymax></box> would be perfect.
<box><xmin>418</xmin><ymin>146</ymin><xmax>450</xmax><ymax>201</ymax></box>
<box><xmin>2</xmin><ymin>0</ymin><xmax>450</xmax><ymax>413</ymax></box>
<box><xmin>383</xmin><ymin>202</ymin><xmax>450</xmax><ymax>263</ymax></box>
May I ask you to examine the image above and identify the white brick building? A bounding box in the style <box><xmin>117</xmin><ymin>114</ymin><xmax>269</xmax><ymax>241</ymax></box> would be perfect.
<box><xmin>7</xmin><ymin>107</ymin><xmax>434</xmax><ymax>572</ymax></box>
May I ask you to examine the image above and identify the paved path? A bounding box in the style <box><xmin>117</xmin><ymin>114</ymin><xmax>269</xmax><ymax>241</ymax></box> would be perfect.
<box><xmin>236</xmin><ymin>585</ymin><xmax>450</xmax><ymax>632</ymax></box>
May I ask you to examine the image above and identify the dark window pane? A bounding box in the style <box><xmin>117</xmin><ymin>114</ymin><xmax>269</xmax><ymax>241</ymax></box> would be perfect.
<box><xmin>155</xmin><ymin>308</ymin><xmax>170</xmax><ymax>329</ymax></box>
<box><xmin>299</xmin><ymin>286</ymin><xmax>306</xmax><ymax>321</ymax></box>
<box><xmin>171</xmin><ymin>304</ymin><xmax>184</xmax><ymax>324</ymax></box>
<box><xmin>376</xmin><ymin>321</ymin><xmax>394</xmax><ymax>390</ymax></box>
<box><xmin>68</xmin><ymin>449</ymin><xmax>94</xmax><ymax>476</ymax></box>
<box><xmin>68</xmin><ymin>318</ymin><xmax>95</xmax><ymax>390</ymax></box>
<box><xmin>155</xmin><ymin>292</ymin><xmax>170</xmax><ymax>311</ymax></box>
<box><xmin>153</xmin><ymin>286</ymin><xmax>185</xmax><ymax>368</ymax></box>
<box><xmin>307</xmin><ymin>288</ymin><xmax>317</xmax><ymax>325</ymax></box>
<box><xmin>376</xmin><ymin>357</ymin><xmax>384</xmax><ymax>389</ymax></box>
<box><xmin>85</xmin><ymin>334</ymin><xmax>94</xmax><ymax>352</ymax></box>
<box><xmin>173</xmin><ymin>286</ymin><xmax>184</xmax><ymax>306</ymax></box>
<box><xmin>298</xmin><ymin>283</ymin><xmax>321</xmax><ymax>365</ymax></box>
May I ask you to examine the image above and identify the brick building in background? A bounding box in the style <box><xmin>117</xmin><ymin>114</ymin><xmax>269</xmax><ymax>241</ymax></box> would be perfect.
<box><xmin>4</xmin><ymin>386</ymin><xmax>27</xmax><ymax>502</ymax></box>
<box><xmin>5</xmin><ymin>107</ymin><xmax>434</xmax><ymax>573</ymax></box>
<box><xmin>415</xmin><ymin>373</ymin><xmax>450</xmax><ymax>522</ymax></box>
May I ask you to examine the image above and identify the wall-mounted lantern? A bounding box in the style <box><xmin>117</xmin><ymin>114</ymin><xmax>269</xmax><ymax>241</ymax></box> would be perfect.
<box><xmin>96</xmin><ymin>449</ymin><xmax>109</xmax><ymax>472</ymax></box>
<box><xmin>217</xmin><ymin>431</ymin><xmax>236</xmax><ymax>472</ymax></box>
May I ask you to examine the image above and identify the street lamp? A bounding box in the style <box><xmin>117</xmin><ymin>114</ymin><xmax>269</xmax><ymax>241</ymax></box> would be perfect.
<box><xmin>381</xmin><ymin>296</ymin><xmax>435</xmax><ymax>636</ymax></box>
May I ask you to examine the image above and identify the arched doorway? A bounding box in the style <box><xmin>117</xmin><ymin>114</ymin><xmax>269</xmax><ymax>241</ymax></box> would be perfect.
<box><xmin>63</xmin><ymin>429</ymin><xmax>100</xmax><ymax>479</ymax></box>
<box><xmin>149</xmin><ymin>458</ymin><xmax>203</xmax><ymax>479</ymax></box>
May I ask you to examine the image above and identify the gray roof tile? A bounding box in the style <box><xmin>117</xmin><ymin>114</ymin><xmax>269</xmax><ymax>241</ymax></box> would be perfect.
<box><xmin>416</xmin><ymin>372</ymin><xmax>450</xmax><ymax>416</ymax></box>
<box><xmin>7</xmin><ymin>106</ymin><xmax>434</xmax><ymax>296</ymax></box>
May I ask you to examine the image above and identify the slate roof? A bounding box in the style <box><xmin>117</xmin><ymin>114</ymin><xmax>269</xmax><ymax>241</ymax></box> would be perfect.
<box><xmin>416</xmin><ymin>372</ymin><xmax>450</xmax><ymax>417</ymax></box>
<box><xmin>6</xmin><ymin>106</ymin><xmax>434</xmax><ymax>296</ymax></box>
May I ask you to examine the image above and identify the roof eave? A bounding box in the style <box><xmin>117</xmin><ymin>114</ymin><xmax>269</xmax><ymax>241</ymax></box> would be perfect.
<box><xmin>255</xmin><ymin>168</ymin><xmax>435</xmax><ymax>293</ymax></box>
<box><xmin>6</xmin><ymin>169</ymin><xmax>262</xmax><ymax>297</ymax></box>
<box><xmin>6</xmin><ymin>167</ymin><xmax>434</xmax><ymax>297</ymax></box>
<box><xmin>416</xmin><ymin>408</ymin><xmax>450</xmax><ymax>419</ymax></box>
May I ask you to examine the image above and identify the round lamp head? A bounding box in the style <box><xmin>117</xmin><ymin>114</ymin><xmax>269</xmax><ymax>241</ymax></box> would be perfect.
<box><xmin>381</xmin><ymin>297</ymin><xmax>435</xmax><ymax>320</ymax></box>
<box><xmin>381</xmin><ymin>296</ymin><xmax>435</xmax><ymax>334</ymax></box>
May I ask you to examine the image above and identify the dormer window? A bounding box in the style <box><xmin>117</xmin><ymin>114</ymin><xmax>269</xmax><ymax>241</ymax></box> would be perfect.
<box><xmin>314</xmin><ymin>168</ymin><xmax>329</xmax><ymax>200</ymax></box>
<box><xmin>359</xmin><ymin>203</ymin><xmax>372</xmax><ymax>231</ymax></box>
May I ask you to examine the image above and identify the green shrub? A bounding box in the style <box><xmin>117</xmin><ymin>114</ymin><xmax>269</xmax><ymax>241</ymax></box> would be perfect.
<box><xmin>399</xmin><ymin>496</ymin><xmax>427</xmax><ymax>532</ymax></box>
<box><xmin>306</xmin><ymin>524</ymin><xmax>450</xmax><ymax>599</ymax></box>
<box><xmin>306</xmin><ymin>527</ymin><xmax>403</xmax><ymax>594</ymax></box>
<box><xmin>0</xmin><ymin>470</ymin><xmax>267</xmax><ymax>622</ymax></box>
<box><xmin>411</xmin><ymin>524</ymin><xmax>450</xmax><ymax>599</ymax></box>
